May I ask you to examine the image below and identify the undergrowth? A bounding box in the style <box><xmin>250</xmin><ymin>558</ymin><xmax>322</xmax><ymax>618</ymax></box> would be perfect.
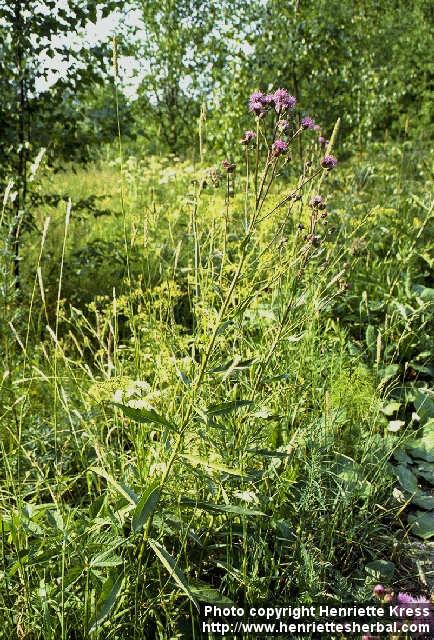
<box><xmin>0</xmin><ymin>93</ymin><xmax>433</xmax><ymax>639</ymax></box>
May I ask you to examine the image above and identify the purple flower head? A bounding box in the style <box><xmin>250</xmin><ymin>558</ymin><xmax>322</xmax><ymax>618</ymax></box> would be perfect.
<box><xmin>221</xmin><ymin>160</ymin><xmax>236</xmax><ymax>173</ymax></box>
<box><xmin>321</xmin><ymin>154</ymin><xmax>338</xmax><ymax>170</ymax></box>
<box><xmin>397</xmin><ymin>592</ymin><xmax>430</xmax><ymax>605</ymax></box>
<box><xmin>264</xmin><ymin>94</ymin><xmax>276</xmax><ymax>106</ymax></box>
<box><xmin>318</xmin><ymin>135</ymin><xmax>328</xmax><ymax>146</ymax></box>
<box><xmin>310</xmin><ymin>195</ymin><xmax>326</xmax><ymax>210</ymax></box>
<box><xmin>273</xmin><ymin>88</ymin><xmax>296</xmax><ymax>113</ymax></box>
<box><xmin>313</xmin><ymin>124</ymin><xmax>321</xmax><ymax>132</ymax></box>
<box><xmin>249</xmin><ymin>91</ymin><xmax>266</xmax><ymax>115</ymax></box>
<box><xmin>373</xmin><ymin>584</ymin><xmax>385</xmax><ymax>598</ymax></box>
<box><xmin>272</xmin><ymin>139</ymin><xmax>288</xmax><ymax>157</ymax></box>
<box><xmin>240</xmin><ymin>130</ymin><xmax>257</xmax><ymax>145</ymax></box>
<box><xmin>277</xmin><ymin>119</ymin><xmax>289</xmax><ymax>132</ymax></box>
<box><xmin>397</xmin><ymin>592</ymin><xmax>415</xmax><ymax>604</ymax></box>
<box><xmin>301</xmin><ymin>116</ymin><xmax>315</xmax><ymax>130</ymax></box>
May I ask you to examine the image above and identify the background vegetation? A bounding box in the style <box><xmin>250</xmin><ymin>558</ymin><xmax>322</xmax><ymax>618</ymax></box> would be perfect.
<box><xmin>0</xmin><ymin>0</ymin><xmax>433</xmax><ymax>638</ymax></box>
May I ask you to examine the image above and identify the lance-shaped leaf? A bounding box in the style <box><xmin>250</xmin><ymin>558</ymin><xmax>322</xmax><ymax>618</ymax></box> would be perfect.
<box><xmin>91</xmin><ymin>467</ymin><xmax>138</xmax><ymax>506</ymax></box>
<box><xmin>132</xmin><ymin>482</ymin><xmax>161</xmax><ymax>533</ymax></box>
<box><xmin>113</xmin><ymin>403</ymin><xmax>176</xmax><ymax>430</ymax></box>
<box><xmin>180</xmin><ymin>454</ymin><xmax>246</xmax><ymax>477</ymax></box>
<box><xmin>206</xmin><ymin>400</ymin><xmax>253</xmax><ymax>417</ymax></box>
<box><xmin>148</xmin><ymin>539</ymin><xmax>198</xmax><ymax>609</ymax></box>
<box><xmin>89</xmin><ymin>570</ymin><xmax>124</xmax><ymax>633</ymax></box>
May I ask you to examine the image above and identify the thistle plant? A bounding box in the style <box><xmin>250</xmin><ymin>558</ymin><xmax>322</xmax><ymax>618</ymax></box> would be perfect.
<box><xmin>113</xmin><ymin>87</ymin><xmax>340</xmax><ymax>560</ymax></box>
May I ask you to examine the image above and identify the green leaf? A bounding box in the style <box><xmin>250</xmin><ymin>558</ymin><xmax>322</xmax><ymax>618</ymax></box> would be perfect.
<box><xmin>113</xmin><ymin>403</ymin><xmax>176</xmax><ymax>429</ymax></box>
<box><xmin>378</xmin><ymin>364</ymin><xmax>400</xmax><ymax>387</ymax></box>
<box><xmin>413</xmin><ymin>392</ymin><xmax>434</xmax><ymax>425</ymax></box>
<box><xmin>365</xmin><ymin>560</ymin><xmax>395</xmax><ymax>579</ymax></box>
<box><xmin>393</xmin><ymin>449</ymin><xmax>413</xmax><ymax>465</ymax></box>
<box><xmin>395</xmin><ymin>464</ymin><xmax>418</xmax><ymax>493</ymax></box>
<box><xmin>180</xmin><ymin>498</ymin><xmax>266</xmax><ymax>517</ymax></box>
<box><xmin>89</xmin><ymin>571</ymin><xmax>124</xmax><ymax>633</ymax></box>
<box><xmin>381</xmin><ymin>402</ymin><xmax>401</xmax><ymax>416</ymax></box>
<box><xmin>206</xmin><ymin>400</ymin><xmax>253</xmax><ymax>416</ymax></box>
<box><xmin>148</xmin><ymin>539</ymin><xmax>198</xmax><ymax>609</ymax></box>
<box><xmin>190</xmin><ymin>582</ymin><xmax>233</xmax><ymax>604</ymax></box>
<box><xmin>413</xmin><ymin>461</ymin><xmax>434</xmax><ymax>485</ymax></box>
<box><xmin>408</xmin><ymin>511</ymin><xmax>434</xmax><ymax>540</ymax></box>
<box><xmin>209</xmin><ymin>358</ymin><xmax>254</xmax><ymax>374</ymax></box>
<box><xmin>132</xmin><ymin>482</ymin><xmax>161</xmax><ymax>533</ymax></box>
<box><xmin>91</xmin><ymin>467</ymin><xmax>138</xmax><ymax>506</ymax></box>
<box><xmin>406</xmin><ymin>420</ymin><xmax>434</xmax><ymax>462</ymax></box>
<box><xmin>412</xmin><ymin>284</ymin><xmax>434</xmax><ymax>301</ymax></box>
<box><xmin>365</xmin><ymin>324</ymin><xmax>376</xmax><ymax>354</ymax></box>
<box><xmin>411</xmin><ymin>491</ymin><xmax>434</xmax><ymax>510</ymax></box>
<box><xmin>179</xmin><ymin>454</ymin><xmax>246</xmax><ymax>477</ymax></box>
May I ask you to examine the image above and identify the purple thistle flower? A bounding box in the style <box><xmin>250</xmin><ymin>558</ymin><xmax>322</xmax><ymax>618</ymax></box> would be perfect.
<box><xmin>277</xmin><ymin>119</ymin><xmax>289</xmax><ymax>131</ymax></box>
<box><xmin>240</xmin><ymin>130</ymin><xmax>256</xmax><ymax>145</ymax></box>
<box><xmin>273</xmin><ymin>88</ymin><xmax>296</xmax><ymax>113</ymax></box>
<box><xmin>321</xmin><ymin>154</ymin><xmax>338</xmax><ymax>170</ymax></box>
<box><xmin>301</xmin><ymin>116</ymin><xmax>315</xmax><ymax>130</ymax></box>
<box><xmin>310</xmin><ymin>195</ymin><xmax>326</xmax><ymax>210</ymax></box>
<box><xmin>397</xmin><ymin>592</ymin><xmax>430</xmax><ymax>605</ymax></box>
<box><xmin>272</xmin><ymin>139</ymin><xmax>288</xmax><ymax>157</ymax></box>
<box><xmin>373</xmin><ymin>584</ymin><xmax>385</xmax><ymax>598</ymax></box>
<box><xmin>318</xmin><ymin>135</ymin><xmax>328</xmax><ymax>146</ymax></box>
<box><xmin>264</xmin><ymin>94</ymin><xmax>276</xmax><ymax>106</ymax></box>
<box><xmin>397</xmin><ymin>592</ymin><xmax>415</xmax><ymax>604</ymax></box>
<box><xmin>249</xmin><ymin>91</ymin><xmax>266</xmax><ymax>115</ymax></box>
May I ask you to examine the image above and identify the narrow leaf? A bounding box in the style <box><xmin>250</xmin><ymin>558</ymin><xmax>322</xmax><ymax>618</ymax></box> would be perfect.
<box><xmin>206</xmin><ymin>400</ymin><xmax>253</xmax><ymax>416</ymax></box>
<box><xmin>148</xmin><ymin>539</ymin><xmax>198</xmax><ymax>609</ymax></box>
<box><xmin>89</xmin><ymin>571</ymin><xmax>124</xmax><ymax>633</ymax></box>
<box><xmin>91</xmin><ymin>467</ymin><xmax>138</xmax><ymax>505</ymax></box>
<box><xmin>132</xmin><ymin>482</ymin><xmax>161</xmax><ymax>533</ymax></box>
<box><xmin>180</xmin><ymin>498</ymin><xmax>266</xmax><ymax>517</ymax></box>
<box><xmin>113</xmin><ymin>403</ymin><xmax>175</xmax><ymax>429</ymax></box>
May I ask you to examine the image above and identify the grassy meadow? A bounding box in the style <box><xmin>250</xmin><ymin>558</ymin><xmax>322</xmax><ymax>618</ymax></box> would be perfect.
<box><xmin>0</xmin><ymin>113</ymin><xmax>433</xmax><ymax>639</ymax></box>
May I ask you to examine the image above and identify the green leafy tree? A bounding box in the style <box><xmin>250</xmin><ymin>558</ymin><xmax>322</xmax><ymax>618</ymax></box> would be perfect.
<box><xmin>132</xmin><ymin>0</ymin><xmax>252</xmax><ymax>152</ymax></box>
<box><xmin>0</xmin><ymin>0</ymin><xmax>123</xmax><ymax>286</ymax></box>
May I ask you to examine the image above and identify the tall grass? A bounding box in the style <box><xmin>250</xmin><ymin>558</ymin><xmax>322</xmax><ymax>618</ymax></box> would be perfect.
<box><xmin>0</xmin><ymin>111</ymin><xmax>432</xmax><ymax>638</ymax></box>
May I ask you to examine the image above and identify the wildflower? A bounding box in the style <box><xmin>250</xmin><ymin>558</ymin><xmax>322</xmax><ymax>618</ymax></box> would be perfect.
<box><xmin>240</xmin><ymin>130</ymin><xmax>256</xmax><ymax>145</ymax></box>
<box><xmin>277</xmin><ymin>119</ymin><xmax>289</xmax><ymax>132</ymax></box>
<box><xmin>310</xmin><ymin>195</ymin><xmax>326</xmax><ymax>210</ymax></box>
<box><xmin>373</xmin><ymin>584</ymin><xmax>385</xmax><ymax>598</ymax></box>
<box><xmin>318</xmin><ymin>135</ymin><xmax>328</xmax><ymax>146</ymax></box>
<box><xmin>264</xmin><ymin>93</ymin><xmax>276</xmax><ymax>107</ymax></box>
<box><xmin>397</xmin><ymin>592</ymin><xmax>430</xmax><ymax>604</ymax></box>
<box><xmin>272</xmin><ymin>139</ymin><xmax>288</xmax><ymax>157</ymax></box>
<box><xmin>313</xmin><ymin>124</ymin><xmax>321</xmax><ymax>131</ymax></box>
<box><xmin>301</xmin><ymin>116</ymin><xmax>315</xmax><ymax>129</ymax></box>
<box><xmin>249</xmin><ymin>91</ymin><xmax>266</xmax><ymax>115</ymax></box>
<box><xmin>221</xmin><ymin>160</ymin><xmax>236</xmax><ymax>173</ymax></box>
<box><xmin>273</xmin><ymin>88</ymin><xmax>296</xmax><ymax>113</ymax></box>
<box><xmin>321</xmin><ymin>154</ymin><xmax>338</xmax><ymax>170</ymax></box>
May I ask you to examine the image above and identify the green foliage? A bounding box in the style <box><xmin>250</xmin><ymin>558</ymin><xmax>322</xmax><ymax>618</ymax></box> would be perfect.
<box><xmin>0</xmin><ymin>1</ymin><xmax>433</xmax><ymax>636</ymax></box>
